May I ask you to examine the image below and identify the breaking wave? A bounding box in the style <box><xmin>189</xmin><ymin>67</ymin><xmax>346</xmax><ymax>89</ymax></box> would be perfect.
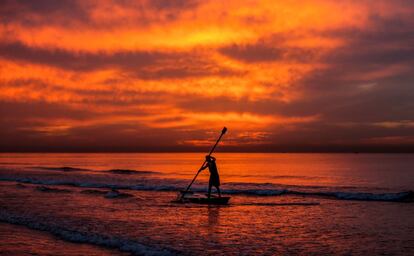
<box><xmin>28</xmin><ymin>166</ymin><xmax>159</xmax><ymax>175</ymax></box>
<box><xmin>1</xmin><ymin>176</ymin><xmax>413</xmax><ymax>202</ymax></box>
<box><xmin>0</xmin><ymin>212</ymin><xmax>177</xmax><ymax>256</ymax></box>
<box><xmin>31</xmin><ymin>166</ymin><xmax>91</xmax><ymax>172</ymax></box>
<box><xmin>223</xmin><ymin>188</ymin><xmax>414</xmax><ymax>202</ymax></box>
<box><xmin>107</xmin><ymin>169</ymin><xmax>158</xmax><ymax>175</ymax></box>
<box><xmin>35</xmin><ymin>185</ymin><xmax>72</xmax><ymax>193</ymax></box>
<box><xmin>236</xmin><ymin>202</ymin><xmax>320</xmax><ymax>206</ymax></box>
<box><xmin>104</xmin><ymin>189</ymin><xmax>134</xmax><ymax>199</ymax></box>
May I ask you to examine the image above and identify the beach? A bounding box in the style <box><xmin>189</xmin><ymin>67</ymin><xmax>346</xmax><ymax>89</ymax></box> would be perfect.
<box><xmin>0</xmin><ymin>153</ymin><xmax>413</xmax><ymax>255</ymax></box>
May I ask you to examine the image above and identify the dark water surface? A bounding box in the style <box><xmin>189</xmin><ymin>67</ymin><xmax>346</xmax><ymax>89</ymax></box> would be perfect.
<box><xmin>0</xmin><ymin>153</ymin><xmax>413</xmax><ymax>255</ymax></box>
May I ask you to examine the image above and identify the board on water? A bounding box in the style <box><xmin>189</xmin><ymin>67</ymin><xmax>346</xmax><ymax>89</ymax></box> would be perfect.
<box><xmin>173</xmin><ymin>192</ymin><xmax>231</xmax><ymax>205</ymax></box>
<box><xmin>181</xmin><ymin>196</ymin><xmax>230</xmax><ymax>205</ymax></box>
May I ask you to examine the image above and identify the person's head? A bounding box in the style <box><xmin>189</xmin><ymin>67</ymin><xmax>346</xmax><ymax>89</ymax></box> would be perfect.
<box><xmin>205</xmin><ymin>155</ymin><xmax>213</xmax><ymax>162</ymax></box>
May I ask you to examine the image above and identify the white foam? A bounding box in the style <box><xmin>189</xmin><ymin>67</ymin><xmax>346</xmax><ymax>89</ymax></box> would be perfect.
<box><xmin>1</xmin><ymin>177</ymin><xmax>412</xmax><ymax>202</ymax></box>
<box><xmin>0</xmin><ymin>212</ymin><xmax>176</xmax><ymax>256</ymax></box>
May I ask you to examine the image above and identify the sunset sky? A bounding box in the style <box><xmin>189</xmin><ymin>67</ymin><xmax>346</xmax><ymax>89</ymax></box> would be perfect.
<box><xmin>1</xmin><ymin>0</ymin><xmax>413</xmax><ymax>152</ymax></box>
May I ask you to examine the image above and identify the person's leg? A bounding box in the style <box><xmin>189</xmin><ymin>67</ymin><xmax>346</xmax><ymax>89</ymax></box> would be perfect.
<box><xmin>208</xmin><ymin>184</ymin><xmax>212</xmax><ymax>199</ymax></box>
<box><xmin>216</xmin><ymin>186</ymin><xmax>221</xmax><ymax>197</ymax></box>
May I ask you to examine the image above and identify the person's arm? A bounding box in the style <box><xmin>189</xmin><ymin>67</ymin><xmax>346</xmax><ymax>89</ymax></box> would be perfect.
<box><xmin>199</xmin><ymin>162</ymin><xmax>209</xmax><ymax>171</ymax></box>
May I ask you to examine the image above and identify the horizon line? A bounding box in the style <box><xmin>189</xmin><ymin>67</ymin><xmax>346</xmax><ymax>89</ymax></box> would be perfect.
<box><xmin>1</xmin><ymin>150</ymin><xmax>413</xmax><ymax>154</ymax></box>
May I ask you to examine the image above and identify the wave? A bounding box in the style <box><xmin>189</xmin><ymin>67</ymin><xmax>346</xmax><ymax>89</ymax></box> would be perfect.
<box><xmin>36</xmin><ymin>185</ymin><xmax>72</xmax><ymax>193</ymax></box>
<box><xmin>78</xmin><ymin>189</ymin><xmax>135</xmax><ymax>199</ymax></box>
<box><xmin>31</xmin><ymin>166</ymin><xmax>91</xmax><ymax>172</ymax></box>
<box><xmin>107</xmin><ymin>169</ymin><xmax>158</xmax><ymax>175</ymax></box>
<box><xmin>0</xmin><ymin>212</ymin><xmax>177</xmax><ymax>256</ymax></box>
<box><xmin>0</xmin><ymin>177</ymin><xmax>179</xmax><ymax>191</ymax></box>
<box><xmin>28</xmin><ymin>166</ymin><xmax>159</xmax><ymax>175</ymax></box>
<box><xmin>236</xmin><ymin>202</ymin><xmax>320</xmax><ymax>206</ymax></box>
<box><xmin>229</xmin><ymin>174</ymin><xmax>323</xmax><ymax>180</ymax></box>
<box><xmin>80</xmin><ymin>189</ymin><xmax>108</xmax><ymax>195</ymax></box>
<box><xmin>224</xmin><ymin>189</ymin><xmax>414</xmax><ymax>202</ymax></box>
<box><xmin>12</xmin><ymin>182</ymin><xmax>134</xmax><ymax>199</ymax></box>
<box><xmin>289</xmin><ymin>190</ymin><xmax>414</xmax><ymax>202</ymax></box>
<box><xmin>104</xmin><ymin>189</ymin><xmax>134</xmax><ymax>199</ymax></box>
<box><xmin>16</xmin><ymin>183</ymin><xmax>27</xmax><ymax>188</ymax></box>
<box><xmin>1</xmin><ymin>177</ymin><xmax>412</xmax><ymax>203</ymax></box>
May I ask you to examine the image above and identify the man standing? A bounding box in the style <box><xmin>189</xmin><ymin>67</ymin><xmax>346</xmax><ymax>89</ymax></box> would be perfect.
<box><xmin>200</xmin><ymin>155</ymin><xmax>221</xmax><ymax>198</ymax></box>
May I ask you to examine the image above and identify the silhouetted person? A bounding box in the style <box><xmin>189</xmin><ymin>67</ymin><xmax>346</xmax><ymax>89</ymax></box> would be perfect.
<box><xmin>200</xmin><ymin>155</ymin><xmax>221</xmax><ymax>198</ymax></box>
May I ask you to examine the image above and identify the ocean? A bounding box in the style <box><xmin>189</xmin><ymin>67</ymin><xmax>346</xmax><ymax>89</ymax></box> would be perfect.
<box><xmin>0</xmin><ymin>153</ymin><xmax>413</xmax><ymax>255</ymax></box>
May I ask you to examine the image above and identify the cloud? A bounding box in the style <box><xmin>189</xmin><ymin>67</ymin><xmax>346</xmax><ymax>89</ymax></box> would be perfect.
<box><xmin>0</xmin><ymin>41</ymin><xmax>158</xmax><ymax>70</ymax></box>
<box><xmin>0</xmin><ymin>0</ymin><xmax>89</xmax><ymax>27</ymax></box>
<box><xmin>1</xmin><ymin>0</ymin><xmax>414</xmax><ymax>152</ymax></box>
<box><xmin>0</xmin><ymin>0</ymin><xmax>201</xmax><ymax>28</ymax></box>
<box><xmin>219</xmin><ymin>42</ymin><xmax>317</xmax><ymax>63</ymax></box>
<box><xmin>0</xmin><ymin>100</ymin><xmax>95</xmax><ymax>120</ymax></box>
<box><xmin>0</xmin><ymin>41</ymin><xmax>240</xmax><ymax>79</ymax></box>
<box><xmin>145</xmin><ymin>0</ymin><xmax>200</xmax><ymax>11</ymax></box>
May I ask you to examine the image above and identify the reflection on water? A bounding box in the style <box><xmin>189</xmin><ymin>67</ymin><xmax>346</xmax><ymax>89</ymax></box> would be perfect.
<box><xmin>207</xmin><ymin>206</ymin><xmax>220</xmax><ymax>228</ymax></box>
<box><xmin>206</xmin><ymin>206</ymin><xmax>221</xmax><ymax>253</ymax></box>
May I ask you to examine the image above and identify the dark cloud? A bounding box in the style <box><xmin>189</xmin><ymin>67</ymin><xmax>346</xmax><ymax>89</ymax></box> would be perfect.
<box><xmin>278</xmin><ymin>14</ymin><xmax>414</xmax><ymax>143</ymax></box>
<box><xmin>0</xmin><ymin>100</ymin><xmax>95</xmax><ymax>120</ymax></box>
<box><xmin>176</xmin><ymin>96</ymin><xmax>287</xmax><ymax>116</ymax></box>
<box><xmin>0</xmin><ymin>41</ymin><xmax>160</xmax><ymax>70</ymax></box>
<box><xmin>109</xmin><ymin>0</ymin><xmax>202</xmax><ymax>26</ymax></box>
<box><xmin>220</xmin><ymin>43</ymin><xmax>283</xmax><ymax>62</ymax></box>
<box><xmin>0</xmin><ymin>78</ymin><xmax>165</xmax><ymax>106</ymax></box>
<box><xmin>0</xmin><ymin>0</ymin><xmax>84</xmax><ymax>15</ymax></box>
<box><xmin>145</xmin><ymin>0</ymin><xmax>200</xmax><ymax>11</ymax></box>
<box><xmin>322</xmin><ymin>15</ymin><xmax>414</xmax><ymax>69</ymax></box>
<box><xmin>135</xmin><ymin>66</ymin><xmax>240</xmax><ymax>80</ymax></box>
<box><xmin>219</xmin><ymin>42</ymin><xmax>317</xmax><ymax>63</ymax></box>
<box><xmin>0</xmin><ymin>118</ymin><xmax>195</xmax><ymax>152</ymax></box>
<box><xmin>0</xmin><ymin>41</ymin><xmax>237</xmax><ymax>79</ymax></box>
<box><xmin>0</xmin><ymin>98</ymin><xmax>185</xmax><ymax>152</ymax></box>
<box><xmin>0</xmin><ymin>0</ymin><xmax>89</xmax><ymax>26</ymax></box>
<box><xmin>0</xmin><ymin>0</ymin><xmax>201</xmax><ymax>28</ymax></box>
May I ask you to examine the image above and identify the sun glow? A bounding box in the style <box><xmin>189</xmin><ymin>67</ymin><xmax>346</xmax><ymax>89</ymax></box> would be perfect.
<box><xmin>1</xmin><ymin>0</ymin><xmax>413</xmax><ymax>151</ymax></box>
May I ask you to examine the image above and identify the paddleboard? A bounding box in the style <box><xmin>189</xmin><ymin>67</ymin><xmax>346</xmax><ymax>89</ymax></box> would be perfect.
<box><xmin>182</xmin><ymin>196</ymin><xmax>230</xmax><ymax>205</ymax></box>
<box><xmin>173</xmin><ymin>192</ymin><xmax>231</xmax><ymax>205</ymax></box>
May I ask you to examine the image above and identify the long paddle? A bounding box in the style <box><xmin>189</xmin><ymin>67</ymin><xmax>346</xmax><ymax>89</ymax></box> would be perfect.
<box><xmin>180</xmin><ymin>127</ymin><xmax>227</xmax><ymax>199</ymax></box>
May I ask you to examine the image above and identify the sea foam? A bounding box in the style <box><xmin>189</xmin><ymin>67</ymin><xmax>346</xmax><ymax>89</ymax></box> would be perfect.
<box><xmin>1</xmin><ymin>176</ymin><xmax>412</xmax><ymax>202</ymax></box>
<box><xmin>0</xmin><ymin>212</ymin><xmax>177</xmax><ymax>256</ymax></box>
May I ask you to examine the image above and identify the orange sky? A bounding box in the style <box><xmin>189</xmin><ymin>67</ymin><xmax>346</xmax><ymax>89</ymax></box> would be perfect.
<box><xmin>1</xmin><ymin>0</ymin><xmax>414</xmax><ymax>152</ymax></box>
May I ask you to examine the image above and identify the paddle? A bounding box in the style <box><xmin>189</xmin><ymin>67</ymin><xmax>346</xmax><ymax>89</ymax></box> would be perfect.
<box><xmin>180</xmin><ymin>127</ymin><xmax>227</xmax><ymax>199</ymax></box>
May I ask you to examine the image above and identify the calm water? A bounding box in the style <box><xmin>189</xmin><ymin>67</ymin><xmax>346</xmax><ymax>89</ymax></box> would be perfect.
<box><xmin>0</xmin><ymin>153</ymin><xmax>413</xmax><ymax>255</ymax></box>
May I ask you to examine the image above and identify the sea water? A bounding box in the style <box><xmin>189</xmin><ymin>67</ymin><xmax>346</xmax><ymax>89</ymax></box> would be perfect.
<box><xmin>0</xmin><ymin>153</ymin><xmax>413</xmax><ymax>255</ymax></box>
